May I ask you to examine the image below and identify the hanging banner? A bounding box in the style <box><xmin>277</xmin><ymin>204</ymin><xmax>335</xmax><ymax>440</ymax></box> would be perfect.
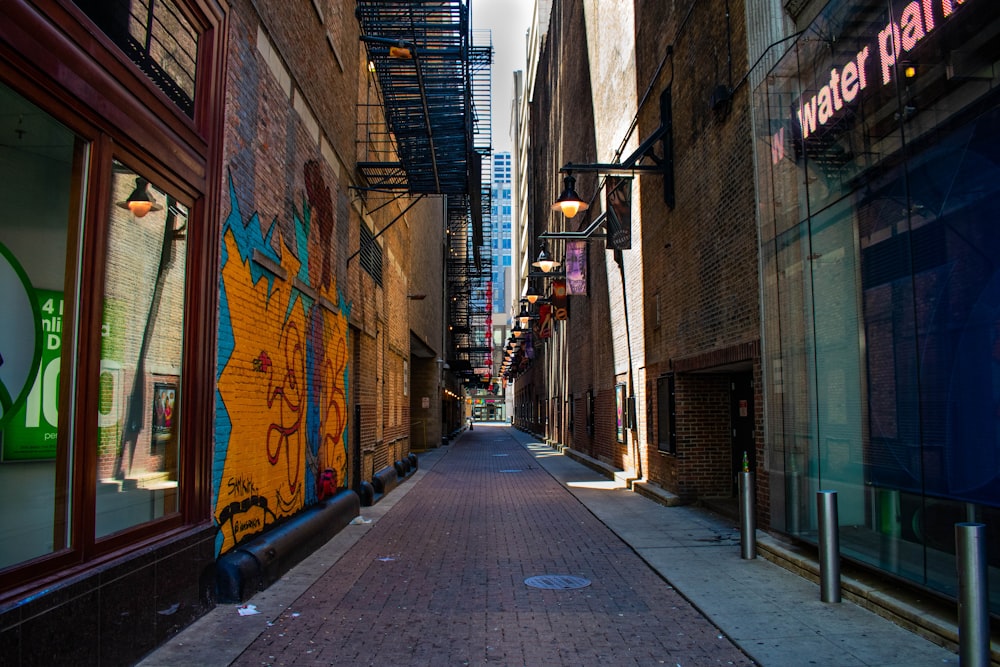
<box><xmin>565</xmin><ymin>240</ymin><xmax>587</xmax><ymax>295</ymax></box>
<box><xmin>550</xmin><ymin>279</ymin><xmax>568</xmax><ymax>321</ymax></box>
<box><xmin>536</xmin><ymin>304</ymin><xmax>552</xmax><ymax>340</ymax></box>
<box><xmin>605</xmin><ymin>177</ymin><xmax>632</xmax><ymax>250</ymax></box>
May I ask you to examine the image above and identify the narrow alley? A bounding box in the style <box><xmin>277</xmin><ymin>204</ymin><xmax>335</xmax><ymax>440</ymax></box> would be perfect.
<box><xmin>144</xmin><ymin>425</ymin><xmax>957</xmax><ymax>666</ymax></box>
<box><xmin>235</xmin><ymin>425</ymin><xmax>749</xmax><ymax>666</ymax></box>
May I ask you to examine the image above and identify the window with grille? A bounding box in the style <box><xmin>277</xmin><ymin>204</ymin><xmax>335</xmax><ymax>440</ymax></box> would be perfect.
<box><xmin>74</xmin><ymin>0</ymin><xmax>199</xmax><ymax>117</ymax></box>
<box><xmin>359</xmin><ymin>221</ymin><xmax>383</xmax><ymax>286</ymax></box>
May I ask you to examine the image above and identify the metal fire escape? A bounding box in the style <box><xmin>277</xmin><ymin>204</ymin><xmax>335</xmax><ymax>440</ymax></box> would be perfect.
<box><xmin>356</xmin><ymin>0</ymin><xmax>492</xmax><ymax>385</ymax></box>
<box><xmin>450</xmin><ymin>30</ymin><xmax>493</xmax><ymax>386</ymax></box>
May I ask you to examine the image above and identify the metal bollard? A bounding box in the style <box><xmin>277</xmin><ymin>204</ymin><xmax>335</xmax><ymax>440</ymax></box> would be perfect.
<box><xmin>956</xmin><ymin>522</ymin><xmax>989</xmax><ymax>667</ymax></box>
<box><xmin>739</xmin><ymin>471</ymin><xmax>756</xmax><ymax>559</ymax></box>
<box><xmin>817</xmin><ymin>490</ymin><xmax>841</xmax><ymax>603</ymax></box>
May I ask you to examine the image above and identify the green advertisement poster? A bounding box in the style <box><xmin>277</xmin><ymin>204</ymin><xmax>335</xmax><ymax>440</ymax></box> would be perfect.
<box><xmin>0</xmin><ymin>242</ymin><xmax>42</xmax><ymax>431</ymax></box>
<box><xmin>1</xmin><ymin>289</ymin><xmax>63</xmax><ymax>461</ymax></box>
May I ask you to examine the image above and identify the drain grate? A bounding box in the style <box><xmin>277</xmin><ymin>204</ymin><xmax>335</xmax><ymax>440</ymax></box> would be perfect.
<box><xmin>524</xmin><ymin>575</ymin><xmax>592</xmax><ymax>590</ymax></box>
<box><xmin>499</xmin><ymin>469</ymin><xmax>523</xmax><ymax>473</ymax></box>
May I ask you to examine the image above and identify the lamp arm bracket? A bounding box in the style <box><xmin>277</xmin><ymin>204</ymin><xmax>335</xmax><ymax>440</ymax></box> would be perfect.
<box><xmin>539</xmin><ymin>212</ymin><xmax>608</xmax><ymax>240</ymax></box>
<box><xmin>560</xmin><ymin>163</ymin><xmax>662</xmax><ymax>175</ymax></box>
<box><xmin>622</xmin><ymin>124</ymin><xmax>668</xmax><ymax>169</ymax></box>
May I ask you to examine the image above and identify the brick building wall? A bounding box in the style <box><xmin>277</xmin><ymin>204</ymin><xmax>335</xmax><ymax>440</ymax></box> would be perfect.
<box><xmin>635</xmin><ymin>0</ymin><xmax>763</xmax><ymax>512</ymax></box>
<box><xmin>407</xmin><ymin>197</ymin><xmax>447</xmax><ymax>449</ymax></box>
<box><xmin>674</xmin><ymin>375</ymin><xmax>732</xmax><ymax>499</ymax></box>
<box><xmin>522</xmin><ymin>0</ymin><xmax>765</xmax><ymax>520</ymax></box>
<box><xmin>214</xmin><ymin>0</ymin><xmax>355</xmax><ymax>552</ymax></box>
<box><xmin>213</xmin><ymin>0</ymin><xmax>421</xmax><ymax>554</ymax></box>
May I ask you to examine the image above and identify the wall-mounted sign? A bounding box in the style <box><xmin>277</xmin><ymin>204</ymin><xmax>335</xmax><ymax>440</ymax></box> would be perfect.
<box><xmin>773</xmin><ymin>0</ymin><xmax>976</xmax><ymax>158</ymax></box>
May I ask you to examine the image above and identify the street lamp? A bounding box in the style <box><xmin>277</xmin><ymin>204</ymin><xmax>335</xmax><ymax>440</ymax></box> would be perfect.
<box><xmin>516</xmin><ymin>302</ymin><xmax>536</xmax><ymax>329</ymax></box>
<box><xmin>550</xmin><ymin>173</ymin><xmax>589</xmax><ymax>219</ymax></box>
<box><xmin>532</xmin><ymin>242</ymin><xmax>560</xmax><ymax>273</ymax></box>
<box><xmin>117</xmin><ymin>177</ymin><xmax>163</xmax><ymax>218</ymax></box>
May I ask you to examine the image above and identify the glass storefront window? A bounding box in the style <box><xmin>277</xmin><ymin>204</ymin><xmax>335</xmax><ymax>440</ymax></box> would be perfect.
<box><xmin>755</xmin><ymin>0</ymin><xmax>1000</xmax><ymax>613</ymax></box>
<box><xmin>95</xmin><ymin>162</ymin><xmax>187</xmax><ymax>538</ymax></box>
<box><xmin>0</xmin><ymin>83</ymin><xmax>82</xmax><ymax>569</ymax></box>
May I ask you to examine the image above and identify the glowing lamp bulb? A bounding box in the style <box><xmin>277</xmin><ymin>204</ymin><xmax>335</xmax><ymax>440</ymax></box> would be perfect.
<box><xmin>128</xmin><ymin>200</ymin><xmax>154</xmax><ymax>217</ymax></box>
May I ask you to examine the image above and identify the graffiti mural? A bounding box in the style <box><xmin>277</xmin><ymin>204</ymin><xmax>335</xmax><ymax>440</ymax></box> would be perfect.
<box><xmin>214</xmin><ymin>164</ymin><xmax>350</xmax><ymax>554</ymax></box>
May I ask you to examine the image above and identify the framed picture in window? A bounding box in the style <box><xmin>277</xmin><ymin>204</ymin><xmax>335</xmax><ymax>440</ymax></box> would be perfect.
<box><xmin>616</xmin><ymin>383</ymin><xmax>626</xmax><ymax>443</ymax></box>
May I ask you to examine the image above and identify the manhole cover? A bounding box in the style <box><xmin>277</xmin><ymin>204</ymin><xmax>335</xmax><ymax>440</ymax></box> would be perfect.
<box><xmin>524</xmin><ymin>575</ymin><xmax>591</xmax><ymax>590</ymax></box>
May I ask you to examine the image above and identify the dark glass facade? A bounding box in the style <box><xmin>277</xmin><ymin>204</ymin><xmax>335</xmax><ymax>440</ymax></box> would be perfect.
<box><xmin>754</xmin><ymin>0</ymin><xmax>1000</xmax><ymax>611</ymax></box>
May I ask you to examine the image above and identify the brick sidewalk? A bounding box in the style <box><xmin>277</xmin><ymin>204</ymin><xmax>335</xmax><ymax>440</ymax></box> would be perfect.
<box><xmin>231</xmin><ymin>428</ymin><xmax>754</xmax><ymax>666</ymax></box>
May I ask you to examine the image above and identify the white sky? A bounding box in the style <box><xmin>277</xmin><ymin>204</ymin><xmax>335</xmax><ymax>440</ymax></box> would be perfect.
<box><xmin>471</xmin><ymin>0</ymin><xmax>534</xmax><ymax>153</ymax></box>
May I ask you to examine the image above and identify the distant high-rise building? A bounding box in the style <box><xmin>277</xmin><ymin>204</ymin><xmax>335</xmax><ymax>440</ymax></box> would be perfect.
<box><xmin>491</xmin><ymin>151</ymin><xmax>512</xmax><ymax>315</ymax></box>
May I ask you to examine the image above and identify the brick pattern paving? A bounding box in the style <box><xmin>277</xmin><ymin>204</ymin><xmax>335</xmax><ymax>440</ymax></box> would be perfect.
<box><xmin>233</xmin><ymin>429</ymin><xmax>754</xmax><ymax>666</ymax></box>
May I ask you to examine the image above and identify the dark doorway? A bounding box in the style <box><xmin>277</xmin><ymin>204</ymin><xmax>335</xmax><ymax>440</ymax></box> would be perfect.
<box><xmin>730</xmin><ymin>373</ymin><xmax>755</xmax><ymax>494</ymax></box>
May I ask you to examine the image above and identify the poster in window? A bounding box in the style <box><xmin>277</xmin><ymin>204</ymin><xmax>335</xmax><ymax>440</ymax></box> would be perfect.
<box><xmin>152</xmin><ymin>382</ymin><xmax>177</xmax><ymax>450</ymax></box>
<box><xmin>0</xmin><ymin>285</ymin><xmax>58</xmax><ymax>461</ymax></box>
<box><xmin>616</xmin><ymin>383</ymin><xmax>626</xmax><ymax>442</ymax></box>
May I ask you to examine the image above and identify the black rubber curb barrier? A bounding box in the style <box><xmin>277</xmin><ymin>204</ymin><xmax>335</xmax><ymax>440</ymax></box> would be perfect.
<box><xmin>365</xmin><ymin>453</ymin><xmax>419</xmax><ymax>506</ymax></box>
<box><xmin>215</xmin><ymin>489</ymin><xmax>360</xmax><ymax>602</ymax></box>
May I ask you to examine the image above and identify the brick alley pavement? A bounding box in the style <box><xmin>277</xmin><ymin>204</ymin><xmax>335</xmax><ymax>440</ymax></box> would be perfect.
<box><xmin>230</xmin><ymin>425</ymin><xmax>752</xmax><ymax>666</ymax></box>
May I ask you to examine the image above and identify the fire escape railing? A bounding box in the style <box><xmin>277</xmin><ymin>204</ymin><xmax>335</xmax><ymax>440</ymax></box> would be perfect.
<box><xmin>356</xmin><ymin>1</ymin><xmax>492</xmax><ymax>384</ymax></box>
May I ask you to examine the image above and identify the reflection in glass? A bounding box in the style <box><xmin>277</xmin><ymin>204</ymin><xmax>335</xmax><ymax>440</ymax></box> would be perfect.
<box><xmin>95</xmin><ymin>161</ymin><xmax>187</xmax><ymax>538</ymax></box>
<box><xmin>754</xmin><ymin>0</ymin><xmax>1000</xmax><ymax>612</ymax></box>
<box><xmin>0</xmin><ymin>82</ymin><xmax>81</xmax><ymax>569</ymax></box>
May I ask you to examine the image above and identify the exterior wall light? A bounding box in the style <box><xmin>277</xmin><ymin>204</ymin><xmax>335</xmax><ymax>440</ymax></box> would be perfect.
<box><xmin>117</xmin><ymin>177</ymin><xmax>163</xmax><ymax>218</ymax></box>
<box><xmin>550</xmin><ymin>173</ymin><xmax>589</xmax><ymax>219</ymax></box>
<box><xmin>532</xmin><ymin>242</ymin><xmax>560</xmax><ymax>273</ymax></box>
<box><xmin>524</xmin><ymin>280</ymin><xmax>542</xmax><ymax>304</ymax></box>
<box><xmin>516</xmin><ymin>302</ymin><xmax>536</xmax><ymax>328</ymax></box>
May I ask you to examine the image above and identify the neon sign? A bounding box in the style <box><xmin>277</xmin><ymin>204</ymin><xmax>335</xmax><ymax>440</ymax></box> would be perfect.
<box><xmin>791</xmin><ymin>0</ymin><xmax>971</xmax><ymax>144</ymax></box>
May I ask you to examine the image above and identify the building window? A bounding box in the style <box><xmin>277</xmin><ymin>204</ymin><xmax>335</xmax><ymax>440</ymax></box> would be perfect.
<box><xmin>657</xmin><ymin>374</ymin><xmax>676</xmax><ymax>454</ymax></box>
<box><xmin>0</xmin><ymin>0</ymin><xmax>222</xmax><ymax>596</ymax></box>
<box><xmin>96</xmin><ymin>161</ymin><xmax>188</xmax><ymax>537</ymax></box>
<box><xmin>74</xmin><ymin>0</ymin><xmax>199</xmax><ymax>116</ymax></box>
<box><xmin>586</xmin><ymin>389</ymin><xmax>595</xmax><ymax>436</ymax></box>
<box><xmin>0</xmin><ymin>84</ymin><xmax>82</xmax><ymax>569</ymax></box>
<box><xmin>0</xmin><ymin>92</ymin><xmax>191</xmax><ymax>569</ymax></box>
<box><xmin>359</xmin><ymin>221</ymin><xmax>383</xmax><ymax>286</ymax></box>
